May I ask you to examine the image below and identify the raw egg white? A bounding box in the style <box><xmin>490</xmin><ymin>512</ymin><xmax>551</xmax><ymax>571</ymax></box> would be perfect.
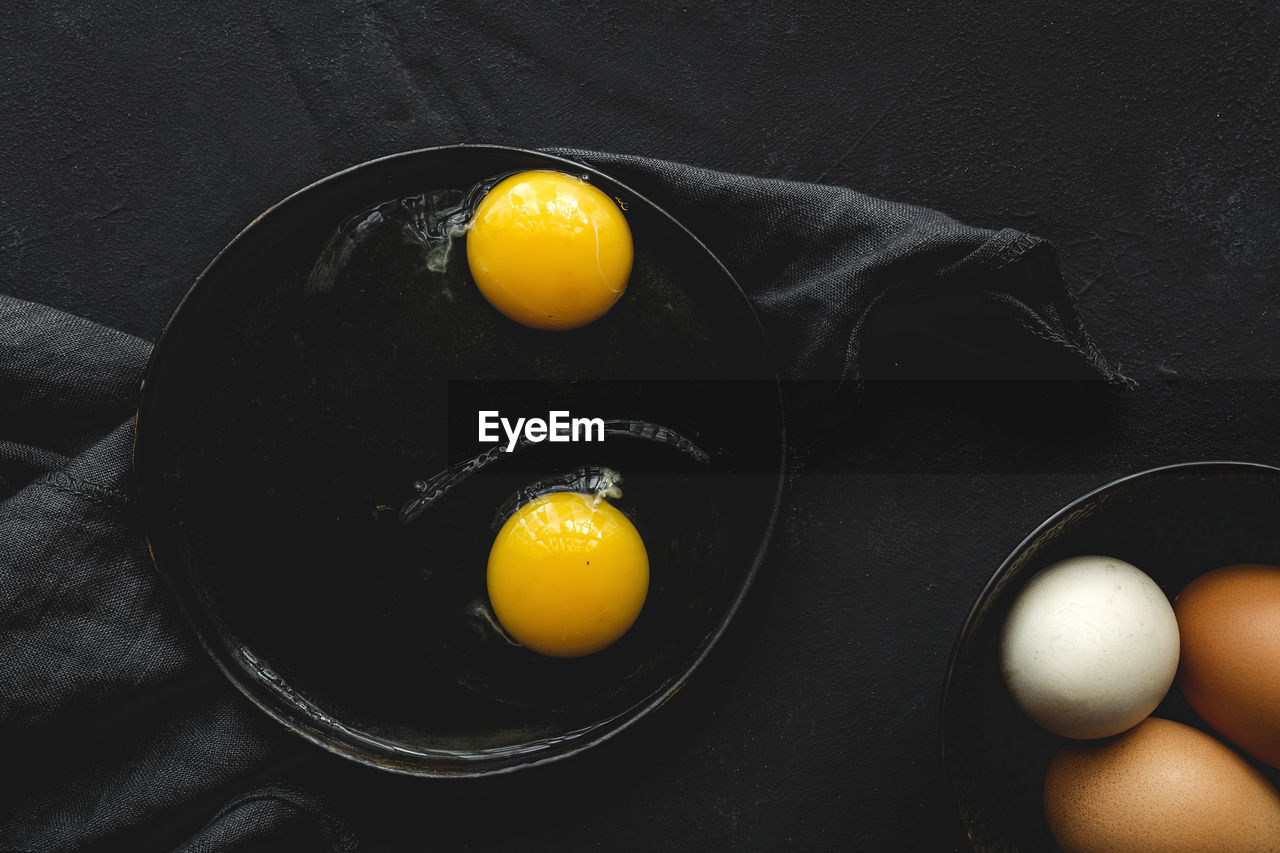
<box><xmin>486</xmin><ymin>490</ymin><xmax>648</xmax><ymax>658</ymax></box>
<box><xmin>999</xmin><ymin>555</ymin><xmax>1180</xmax><ymax>739</ymax></box>
<box><xmin>466</xmin><ymin>170</ymin><xmax>633</xmax><ymax>330</ymax></box>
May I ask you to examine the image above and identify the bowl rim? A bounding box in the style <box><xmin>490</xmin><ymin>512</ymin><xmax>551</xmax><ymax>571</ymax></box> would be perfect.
<box><xmin>938</xmin><ymin>458</ymin><xmax>1280</xmax><ymax>846</ymax></box>
<box><xmin>132</xmin><ymin>143</ymin><xmax>788</xmax><ymax>778</ymax></box>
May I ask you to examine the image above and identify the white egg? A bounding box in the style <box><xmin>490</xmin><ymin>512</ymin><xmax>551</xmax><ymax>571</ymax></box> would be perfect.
<box><xmin>999</xmin><ymin>555</ymin><xmax>1180</xmax><ymax>739</ymax></box>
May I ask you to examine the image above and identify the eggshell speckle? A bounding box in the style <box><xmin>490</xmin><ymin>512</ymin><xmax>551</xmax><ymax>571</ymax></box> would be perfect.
<box><xmin>1000</xmin><ymin>555</ymin><xmax>1180</xmax><ymax>739</ymax></box>
<box><xmin>1175</xmin><ymin>563</ymin><xmax>1280</xmax><ymax>768</ymax></box>
<box><xmin>1044</xmin><ymin>717</ymin><xmax>1280</xmax><ymax>853</ymax></box>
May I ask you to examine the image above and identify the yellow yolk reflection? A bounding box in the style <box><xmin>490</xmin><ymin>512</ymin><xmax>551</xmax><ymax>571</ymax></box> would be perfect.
<box><xmin>486</xmin><ymin>491</ymin><xmax>649</xmax><ymax>658</ymax></box>
<box><xmin>466</xmin><ymin>170</ymin><xmax>633</xmax><ymax>330</ymax></box>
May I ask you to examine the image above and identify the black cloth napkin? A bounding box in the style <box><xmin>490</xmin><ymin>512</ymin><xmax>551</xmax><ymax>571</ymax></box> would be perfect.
<box><xmin>0</xmin><ymin>153</ymin><xmax>1120</xmax><ymax>852</ymax></box>
<box><xmin>552</xmin><ymin>150</ymin><xmax>1122</xmax><ymax>387</ymax></box>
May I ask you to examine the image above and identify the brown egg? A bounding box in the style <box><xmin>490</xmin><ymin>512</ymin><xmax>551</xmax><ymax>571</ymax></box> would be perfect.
<box><xmin>1043</xmin><ymin>717</ymin><xmax>1280</xmax><ymax>852</ymax></box>
<box><xmin>1175</xmin><ymin>563</ymin><xmax>1280</xmax><ymax>768</ymax></box>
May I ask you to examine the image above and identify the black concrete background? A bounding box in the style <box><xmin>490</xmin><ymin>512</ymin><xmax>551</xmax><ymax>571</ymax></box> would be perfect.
<box><xmin>3</xmin><ymin>2</ymin><xmax>1279</xmax><ymax>850</ymax></box>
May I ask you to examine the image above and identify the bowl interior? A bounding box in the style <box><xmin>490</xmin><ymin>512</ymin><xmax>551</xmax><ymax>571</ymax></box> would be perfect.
<box><xmin>942</xmin><ymin>461</ymin><xmax>1280</xmax><ymax>851</ymax></box>
<box><xmin>135</xmin><ymin>146</ymin><xmax>784</xmax><ymax>775</ymax></box>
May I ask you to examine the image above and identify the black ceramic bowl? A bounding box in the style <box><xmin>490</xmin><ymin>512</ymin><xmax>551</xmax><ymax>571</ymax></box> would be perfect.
<box><xmin>942</xmin><ymin>461</ymin><xmax>1280</xmax><ymax>851</ymax></box>
<box><xmin>134</xmin><ymin>145</ymin><xmax>785</xmax><ymax>776</ymax></box>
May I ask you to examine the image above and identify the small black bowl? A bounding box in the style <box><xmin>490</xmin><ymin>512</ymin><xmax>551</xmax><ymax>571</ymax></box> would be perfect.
<box><xmin>134</xmin><ymin>145</ymin><xmax>785</xmax><ymax>776</ymax></box>
<box><xmin>941</xmin><ymin>461</ymin><xmax>1280</xmax><ymax>851</ymax></box>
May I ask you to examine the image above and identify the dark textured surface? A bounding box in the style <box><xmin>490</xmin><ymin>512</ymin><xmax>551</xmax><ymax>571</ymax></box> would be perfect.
<box><xmin>2</xmin><ymin>2</ymin><xmax>1279</xmax><ymax>850</ymax></box>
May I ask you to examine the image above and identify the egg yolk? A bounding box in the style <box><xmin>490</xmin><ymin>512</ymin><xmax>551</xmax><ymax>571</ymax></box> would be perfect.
<box><xmin>486</xmin><ymin>491</ymin><xmax>649</xmax><ymax>658</ymax></box>
<box><xmin>466</xmin><ymin>170</ymin><xmax>633</xmax><ymax>330</ymax></box>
